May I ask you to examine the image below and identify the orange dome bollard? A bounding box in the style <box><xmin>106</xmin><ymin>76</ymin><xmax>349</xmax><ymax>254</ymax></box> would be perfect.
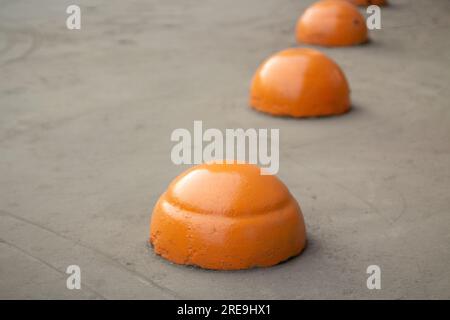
<box><xmin>296</xmin><ymin>0</ymin><xmax>368</xmax><ymax>47</ymax></box>
<box><xmin>345</xmin><ymin>0</ymin><xmax>387</xmax><ymax>6</ymax></box>
<box><xmin>250</xmin><ymin>48</ymin><xmax>350</xmax><ymax>117</ymax></box>
<box><xmin>149</xmin><ymin>163</ymin><xmax>306</xmax><ymax>270</ymax></box>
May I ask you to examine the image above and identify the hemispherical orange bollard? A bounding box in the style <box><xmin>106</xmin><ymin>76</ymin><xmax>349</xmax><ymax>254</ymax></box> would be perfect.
<box><xmin>296</xmin><ymin>0</ymin><xmax>368</xmax><ymax>47</ymax></box>
<box><xmin>250</xmin><ymin>48</ymin><xmax>350</xmax><ymax>117</ymax></box>
<box><xmin>345</xmin><ymin>0</ymin><xmax>387</xmax><ymax>6</ymax></box>
<box><xmin>149</xmin><ymin>163</ymin><xmax>306</xmax><ymax>270</ymax></box>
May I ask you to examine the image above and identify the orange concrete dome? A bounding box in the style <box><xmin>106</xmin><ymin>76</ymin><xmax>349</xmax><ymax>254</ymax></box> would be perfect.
<box><xmin>296</xmin><ymin>0</ymin><xmax>368</xmax><ymax>47</ymax></box>
<box><xmin>250</xmin><ymin>48</ymin><xmax>350</xmax><ymax>117</ymax></box>
<box><xmin>149</xmin><ymin>163</ymin><xmax>306</xmax><ymax>270</ymax></box>
<box><xmin>345</xmin><ymin>0</ymin><xmax>387</xmax><ymax>6</ymax></box>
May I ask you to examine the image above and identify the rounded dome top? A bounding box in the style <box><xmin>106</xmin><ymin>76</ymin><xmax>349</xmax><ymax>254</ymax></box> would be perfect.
<box><xmin>250</xmin><ymin>47</ymin><xmax>350</xmax><ymax>117</ymax></box>
<box><xmin>296</xmin><ymin>0</ymin><xmax>368</xmax><ymax>47</ymax></box>
<box><xmin>165</xmin><ymin>163</ymin><xmax>292</xmax><ymax>217</ymax></box>
<box><xmin>150</xmin><ymin>163</ymin><xmax>306</xmax><ymax>270</ymax></box>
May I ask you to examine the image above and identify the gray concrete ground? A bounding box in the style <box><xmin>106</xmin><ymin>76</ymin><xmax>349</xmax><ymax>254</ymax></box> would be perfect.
<box><xmin>1</xmin><ymin>0</ymin><xmax>450</xmax><ymax>299</ymax></box>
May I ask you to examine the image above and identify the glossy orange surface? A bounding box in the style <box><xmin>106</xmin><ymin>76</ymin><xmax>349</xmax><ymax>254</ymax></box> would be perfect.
<box><xmin>346</xmin><ymin>0</ymin><xmax>387</xmax><ymax>6</ymax></box>
<box><xmin>250</xmin><ymin>48</ymin><xmax>350</xmax><ymax>117</ymax></box>
<box><xmin>296</xmin><ymin>0</ymin><xmax>368</xmax><ymax>47</ymax></box>
<box><xmin>149</xmin><ymin>163</ymin><xmax>306</xmax><ymax>270</ymax></box>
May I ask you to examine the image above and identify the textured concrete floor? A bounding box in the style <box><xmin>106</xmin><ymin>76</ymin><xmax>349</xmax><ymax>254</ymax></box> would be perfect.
<box><xmin>1</xmin><ymin>0</ymin><xmax>450</xmax><ymax>299</ymax></box>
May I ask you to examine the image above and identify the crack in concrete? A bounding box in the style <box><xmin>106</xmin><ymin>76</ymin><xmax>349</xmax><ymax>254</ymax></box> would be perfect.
<box><xmin>0</xmin><ymin>209</ymin><xmax>182</xmax><ymax>299</ymax></box>
<box><xmin>0</xmin><ymin>237</ymin><xmax>106</xmax><ymax>299</ymax></box>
